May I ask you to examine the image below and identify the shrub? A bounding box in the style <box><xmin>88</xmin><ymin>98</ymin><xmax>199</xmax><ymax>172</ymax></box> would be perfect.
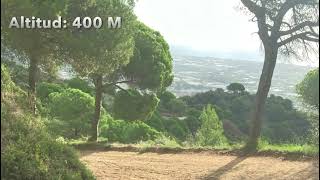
<box><xmin>100</xmin><ymin>118</ymin><xmax>161</xmax><ymax>143</ymax></box>
<box><xmin>1</xmin><ymin>65</ymin><xmax>94</xmax><ymax>179</ymax></box>
<box><xmin>163</xmin><ymin>117</ymin><xmax>189</xmax><ymax>141</ymax></box>
<box><xmin>36</xmin><ymin>82</ymin><xmax>65</xmax><ymax>102</ymax></box>
<box><xmin>296</xmin><ymin>68</ymin><xmax>319</xmax><ymax>109</ymax></box>
<box><xmin>1</xmin><ymin>108</ymin><xmax>94</xmax><ymax>180</ymax></box>
<box><xmin>166</xmin><ymin>98</ymin><xmax>187</xmax><ymax>115</ymax></box>
<box><xmin>145</xmin><ymin>111</ymin><xmax>166</xmax><ymax>132</ymax></box>
<box><xmin>194</xmin><ymin>104</ymin><xmax>228</xmax><ymax>146</ymax></box>
<box><xmin>65</xmin><ymin>77</ymin><xmax>93</xmax><ymax>95</ymax></box>
<box><xmin>308</xmin><ymin>114</ymin><xmax>319</xmax><ymax>147</ymax></box>
<box><xmin>47</xmin><ymin>88</ymin><xmax>95</xmax><ymax>138</ymax></box>
<box><xmin>113</xmin><ymin>89</ymin><xmax>159</xmax><ymax>121</ymax></box>
<box><xmin>137</xmin><ymin>135</ymin><xmax>181</xmax><ymax>148</ymax></box>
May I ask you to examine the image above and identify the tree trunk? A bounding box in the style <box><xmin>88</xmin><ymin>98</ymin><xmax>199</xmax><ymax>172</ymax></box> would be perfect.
<box><xmin>28</xmin><ymin>57</ymin><xmax>38</xmax><ymax>115</ymax></box>
<box><xmin>246</xmin><ymin>44</ymin><xmax>278</xmax><ymax>150</ymax></box>
<box><xmin>75</xmin><ymin>128</ymin><xmax>78</xmax><ymax>137</ymax></box>
<box><xmin>89</xmin><ymin>75</ymin><xmax>103</xmax><ymax>142</ymax></box>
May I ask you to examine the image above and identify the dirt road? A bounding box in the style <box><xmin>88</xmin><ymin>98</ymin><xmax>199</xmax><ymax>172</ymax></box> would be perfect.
<box><xmin>80</xmin><ymin>150</ymin><xmax>319</xmax><ymax>180</ymax></box>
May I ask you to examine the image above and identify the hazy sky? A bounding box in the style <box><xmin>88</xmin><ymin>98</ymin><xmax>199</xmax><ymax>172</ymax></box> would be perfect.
<box><xmin>134</xmin><ymin>0</ymin><xmax>261</xmax><ymax>55</ymax></box>
<box><xmin>134</xmin><ymin>0</ymin><xmax>318</xmax><ymax>66</ymax></box>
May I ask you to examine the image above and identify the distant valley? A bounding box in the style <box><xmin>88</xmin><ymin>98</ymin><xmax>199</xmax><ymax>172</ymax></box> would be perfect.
<box><xmin>168</xmin><ymin>55</ymin><xmax>314</xmax><ymax>107</ymax></box>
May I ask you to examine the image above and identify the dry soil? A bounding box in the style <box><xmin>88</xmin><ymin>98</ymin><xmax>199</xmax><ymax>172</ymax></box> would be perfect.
<box><xmin>80</xmin><ymin>150</ymin><xmax>319</xmax><ymax>180</ymax></box>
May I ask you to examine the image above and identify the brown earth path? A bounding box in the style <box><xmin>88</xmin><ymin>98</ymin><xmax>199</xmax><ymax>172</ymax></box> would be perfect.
<box><xmin>80</xmin><ymin>150</ymin><xmax>319</xmax><ymax>180</ymax></box>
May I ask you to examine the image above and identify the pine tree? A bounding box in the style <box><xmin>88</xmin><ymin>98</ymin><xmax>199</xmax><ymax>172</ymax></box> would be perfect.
<box><xmin>195</xmin><ymin>104</ymin><xmax>228</xmax><ymax>146</ymax></box>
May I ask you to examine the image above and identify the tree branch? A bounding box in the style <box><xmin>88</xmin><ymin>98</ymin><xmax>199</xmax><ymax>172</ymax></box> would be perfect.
<box><xmin>114</xmin><ymin>84</ymin><xmax>129</xmax><ymax>93</ymax></box>
<box><xmin>278</xmin><ymin>32</ymin><xmax>319</xmax><ymax>47</ymax></box>
<box><xmin>279</xmin><ymin>20</ymin><xmax>319</xmax><ymax>36</ymax></box>
<box><xmin>273</xmin><ymin>0</ymin><xmax>316</xmax><ymax>36</ymax></box>
<box><xmin>240</xmin><ymin>0</ymin><xmax>263</xmax><ymax>17</ymax></box>
<box><xmin>103</xmin><ymin>80</ymin><xmax>135</xmax><ymax>89</ymax></box>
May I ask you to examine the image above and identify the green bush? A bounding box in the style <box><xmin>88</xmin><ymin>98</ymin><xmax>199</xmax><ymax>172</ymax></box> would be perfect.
<box><xmin>146</xmin><ymin>111</ymin><xmax>189</xmax><ymax>141</ymax></box>
<box><xmin>145</xmin><ymin>111</ymin><xmax>166</xmax><ymax>132</ymax></box>
<box><xmin>194</xmin><ymin>104</ymin><xmax>228</xmax><ymax>146</ymax></box>
<box><xmin>307</xmin><ymin>114</ymin><xmax>319</xmax><ymax>147</ymax></box>
<box><xmin>181</xmin><ymin>85</ymin><xmax>311</xmax><ymax>144</ymax></box>
<box><xmin>100</xmin><ymin>118</ymin><xmax>161</xmax><ymax>143</ymax></box>
<box><xmin>296</xmin><ymin>68</ymin><xmax>319</xmax><ymax>109</ymax></box>
<box><xmin>47</xmin><ymin>88</ymin><xmax>95</xmax><ymax>138</ymax></box>
<box><xmin>1</xmin><ymin>106</ymin><xmax>94</xmax><ymax>180</ymax></box>
<box><xmin>227</xmin><ymin>82</ymin><xmax>245</xmax><ymax>93</ymax></box>
<box><xmin>36</xmin><ymin>82</ymin><xmax>66</xmax><ymax>102</ymax></box>
<box><xmin>65</xmin><ymin>77</ymin><xmax>93</xmax><ymax>95</ymax></box>
<box><xmin>137</xmin><ymin>135</ymin><xmax>181</xmax><ymax>148</ymax></box>
<box><xmin>113</xmin><ymin>89</ymin><xmax>159</xmax><ymax>121</ymax></box>
<box><xmin>1</xmin><ymin>65</ymin><xmax>94</xmax><ymax>180</ymax></box>
<box><xmin>166</xmin><ymin>98</ymin><xmax>187</xmax><ymax>115</ymax></box>
<box><xmin>163</xmin><ymin>117</ymin><xmax>189</xmax><ymax>141</ymax></box>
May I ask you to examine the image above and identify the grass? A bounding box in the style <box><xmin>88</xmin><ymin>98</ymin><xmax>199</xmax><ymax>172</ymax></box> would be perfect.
<box><xmin>258</xmin><ymin>142</ymin><xmax>319</xmax><ymax>156</ymax></box>
<box><xmin>135</xmin><ymin>135</ymin><xmax>181</xmax><ymax>149</ymax></box>
<box><xmin>67</xmin><ymin>136</ymin><xmax>319</xmax><ymax>157</ymax></box>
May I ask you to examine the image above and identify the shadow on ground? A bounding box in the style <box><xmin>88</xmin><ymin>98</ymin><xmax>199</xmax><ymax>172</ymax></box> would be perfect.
<box><xmin>201</xmin><ymin>156</ymin><xmax>319</xmax><ymax>180</ymax></box>
<box><xmin>201</xmin><ymin>156</ymin><xmax>248</xmax><ymax>180</ymax></box>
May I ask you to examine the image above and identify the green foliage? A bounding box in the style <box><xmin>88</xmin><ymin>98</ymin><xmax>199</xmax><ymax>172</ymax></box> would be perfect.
<box><xmin>100</xmin><ymin>118</ymin><xmax>161</xmax><ymax>143</ymax></box>
<box><xmin>113</xmin><ymin>89</ymin><xmax>159</xmax><ymax>121</ymax></box>
<box><xmin>157</xmin><ymin>91</ymin><xmax>187</xmax><ymax>116</ymax></box>
<box><xmin>181</xmin><ymin>85</ymin><xmax>310</xmax><ymax>143</ymax></box>
<box><xmin>307</xmin><ymin>114</ymin><xmax>319</xmax><ymax>147</ymax></box>
<box><xmin>159</xmin><ymin>91</ymin><xmax>176</xmax><ymax>104</ymax></box>
<box><xmin>145</xmin><ymin>111</ymin><xmax>166</xmax><ymax>132</ymax></box>
<box><xmin>48</xmin><ymin>89</ymin><xmax>95</xmax><ymax>138</ymax></box>
<box><xmin>1</xmin><ymin>67</ymin><xmax>94</xmax><ymax>180</ymax></box>
<box><xmin>137</xmin><ymin>135</ymin><xmax>181</xmax><ymax>148</ymax></box>
<box><xmin>163</xmin><ymin>117</ymin><xmax>189</xmax><ymax>141</ymax></box>
<box><xmin>257</xmin><ymin>139</ymin><xmax>319</xmax><ymax>156</ymax></box>
<box><xmin>296</xmin><ymin>68</ymin><xmax>319</xmax><ymax>109</ymax></box>
<box><xmin>36</xmin><ymin>82</ymin><xmax>66</xmax><ymax>102</ymax></box>
<box><xmin>1</xmin><ymin>60</ymin><xmax>29</xmax><ymax>90</ymax></box>
<box><xmin>1</xmin><ymin>65</ymin><xmax>16</xmax><ymax>94</ymax></box>
<box><xmin>1</xmin><ymin>0</ymin><xmax>64</xmax><ymax>74</ymax></box>
<box><xmin>166</xmin><ymin>98</ymin><xmax>188</xmax><ymax>116</ymax></box>
<box><xmin>227</xmin><ymin>83</ymin><xmax>245</xmax><ymax>93</ymax></box>
<box><xmin>63</xmin><ymin>0</ymin><xmax>136</xmax><ymax>76</ymax></box>
<box><xmin>184</xmin><ymin>108</ymin><xmax>202</xmax><ymax>135</ymax></box>
<box><xmin>65</xmin><ymin>77</ymin><xmax>94</xmax><ymax>95</ymax></box>
<box><xmin>1</xmin><ymin>65</ymin><xmax>27</xmax><ymax>106</ymax></box>
<box><xmin>62</xmin><ymin>0</ymin><xmax>137</xmax><ymax>141</ymax></box>
<box><xmin>195</xmin><ymin>105</ymin><xmax>228</xmax><ymax>146</ymax></box>
<box><xmin>263</xmin><ymin>94</ymin><xmax>310</xmax><ymax>143</ymax></box>
<box><xmin>1</xmin><ymin>108</ymin><xmax>94</xmax><ymax>180</ymax></box>
<box><xmin>146</xmin><ymin>111</ymin><xmax>190</xmax><ymax>141</ymax></box>
<box><xmin>124</xmin><ymin>22</ymin><xmax>173</xmax><ymax>90</ymax></box>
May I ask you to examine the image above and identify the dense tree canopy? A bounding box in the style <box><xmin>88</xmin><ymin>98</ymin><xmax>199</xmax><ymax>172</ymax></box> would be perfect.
<box><xmin>63</xmin><ymin>0</ymin><xmax>136</xmax><ymax>77</ymax></box>
<box><xmin>177</xmin><ymin>84</ymin><xmax>310</xmax><ymax>143</ymax></box>
<box><xmin>123</xmin><ymin>22</ymin><xmax>173</xmax><ymax>91</ymax></box>
<box><xmin>227</xmin><ymin>83</ymin><xmax>246</xmax><ymax>93</ymax></box>
<box><xmin>296</xmin><ymin>68</ymin><xmax>319</xmax><ymax>109</ymax></box>
<box><xmin>48</xmin><ymin>89</ymin><xmax>95</xmax><ymax>138</ymax></box>
<box><xmin>113</xmin><ymin>89</ymin><xmax>159</xmax><ymax>121</ymax></box>
<box><xmin>108</xmin><ymin>22</ymin><xmax>174</xmax><ymax>121</ymax></box>
<box><xmin>62</xmin><ymin>0</ymin><xmax>137</xmax><ymax>141</ymax></box>
<box><xmin>1</xmin><ymin>0</ymin><xmax>66</xmax><ymax>113</ymax></box>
